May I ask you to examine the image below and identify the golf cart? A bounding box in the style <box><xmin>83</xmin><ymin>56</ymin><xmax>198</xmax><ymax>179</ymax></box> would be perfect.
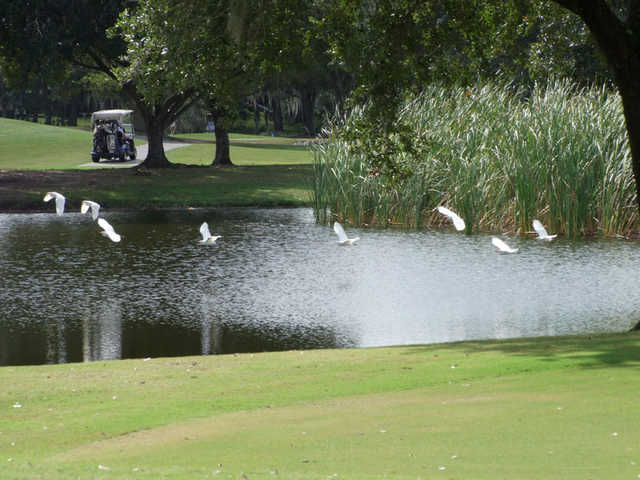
<box><xmin>90</xmin><ymin>109</ymin><xmax>137</xmax><ymax>162</ymax></box>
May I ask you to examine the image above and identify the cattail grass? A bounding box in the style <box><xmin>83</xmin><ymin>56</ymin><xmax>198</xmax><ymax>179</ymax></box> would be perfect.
<box><xmin>312</xmin><ymin>80</ymin><xmax>636</xmax><ymax>236</ymax></box>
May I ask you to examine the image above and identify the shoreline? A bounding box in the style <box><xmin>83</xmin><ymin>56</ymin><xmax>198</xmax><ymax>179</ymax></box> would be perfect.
<box><xmin>0</xmin><ymin>165</ymin><xmax>314</xmax><ymax>212</ymax></box>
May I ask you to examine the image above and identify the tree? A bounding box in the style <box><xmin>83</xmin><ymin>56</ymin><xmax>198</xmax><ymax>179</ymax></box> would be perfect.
<box><xmin>524</xmin><ymin>2</ymin><xmax>611</xmax><ymax>85</ymax></box>
<box><xmin>315</xmin><ymin>0</ymin><xmax>534</xmax><ymax>179</ymax></box>
<box><xmin>228</xmin><ymin>0</ymin><xmax>352</xmax><ymax>137</ymax></box>
<box><xmin>117</xmin><ymin>0</ymin><xmax>261</xmax><ymax>167</ymax></box>
<box><xmin>315</xmin><ymin>0</ymin><xmax>640</xmax><ymax>205</ymax></box>
<box><xmin>0</xmin><ymin>1</ymin><xmax>113</xmax><ymax>125</ymax></box>
<box><xmin>550</xmin><ymin>1</ymin><xmax>640</xmax><ymax>333</ymax></box>
<box><xmin>550</xmin><ymin>1</ymin><xmax>640</xmax><ymax>207</ymax></box>
<box><xmin>0</xmin><ymin>0</ymin><xmax>196</xmax><ymax>167</ymax></box>
<box><xmin>109</xmin><ymin>0</ymin><xmax>205</xmax><ymax>167</ymax></box>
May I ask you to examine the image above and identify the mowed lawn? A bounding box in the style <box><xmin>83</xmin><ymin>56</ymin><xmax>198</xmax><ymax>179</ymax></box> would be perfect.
<box><xmin>0</xmin><ymin>117</ymin><xmax>94</xmax><ymax>169</ymax></box>
<box><xmin>0</xmin><ymin>118</ymin><xmax>313</xmax><ymax>209</ymax></box>
<box><xmin>167</xmin><ymin>136</ymin><xmax>312</xmax><ymax>166</ymax></box>
<box><xmin>0</xmin><ymin>118</ymin><xmax>310</xmax><ymax>170</ymax></box>
<box><xmin>1</xmin><ymin>333</ymin><xmax>639</xmax><ymax>479</ymax></box>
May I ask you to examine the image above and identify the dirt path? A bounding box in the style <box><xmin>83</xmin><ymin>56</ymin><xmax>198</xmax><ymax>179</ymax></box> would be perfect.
<box><xmin>77</xmin><ymin>139</ymin><xmax>191</xmax><ymax>168</ymax></box>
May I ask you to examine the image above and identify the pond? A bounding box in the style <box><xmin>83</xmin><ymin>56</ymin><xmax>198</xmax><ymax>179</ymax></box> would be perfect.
<box><xmin>1</xmin><ymin>208</ymin><xmax>639</xmax><ymax>366</ymax></box>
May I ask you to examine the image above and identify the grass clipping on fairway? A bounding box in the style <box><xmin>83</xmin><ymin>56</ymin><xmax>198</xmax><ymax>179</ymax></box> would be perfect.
<box><xmin>1</xmin><ymin>332</ymin><xmax>640</xmax><ymax>479</ymax></box>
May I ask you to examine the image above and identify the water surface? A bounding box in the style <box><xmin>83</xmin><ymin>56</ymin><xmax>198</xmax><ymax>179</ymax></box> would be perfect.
<box><xmin>1</xmin><ymin>208</ymin><xmax>638</xmax><ymax>365</ymax></box>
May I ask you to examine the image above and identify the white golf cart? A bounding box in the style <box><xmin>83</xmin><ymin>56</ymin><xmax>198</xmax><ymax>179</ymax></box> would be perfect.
<box><xmin>90</xmin><ymin>109</ymin><xmax>137</xmax><ymax>162</ymax></box>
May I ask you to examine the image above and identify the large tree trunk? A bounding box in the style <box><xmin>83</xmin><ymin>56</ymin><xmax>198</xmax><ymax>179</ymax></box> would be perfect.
<box><xmin>552</xmin><ymin>1</ymin><xmax>640</xmax><ymax>204</ymax></box>
<box><xmin>65</xmin><ymin>95</ymin><xmax>79</xmax><ymax>127</ymax></box>
<box><xmin>300</xmin><ymin>87</ymin><xmax>316</xmax><ymax>136</ymax></box>
<box><xmin>271</xmin><ymin>94</ymin><xmax>283</xmax><ymax>133</ymax></box>
<box><xmin>141</xmin><ymin>115</ymin><xmax>172</xmax><ymax>168</ymax></box>
<box><xmin>550</xmin><ymin>1</ymin><xmax>640</xmax><ymax>331</ymax></box>
<box><xmin>121</xmin><ymin>81</ymin><xmax>195</xmax><ymax>168</ymax></box>
<box><xmin>212</xmin><ymin>116</ymin><xmax>233</xmax><ymax>167</ymax></box>
<box><xmin>253</xmin><ymin>102</ymin><xmax>261</xmax><ymax>133</ymax></box>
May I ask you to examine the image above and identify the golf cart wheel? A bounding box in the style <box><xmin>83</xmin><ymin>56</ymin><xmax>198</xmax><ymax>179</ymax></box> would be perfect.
<box><xmin>129</xmin><ymin>153</ymin><xmax>136</xmax><ymax>160</ymax></box>
<box><xmin>91</xmin><ymin>154</ymin><xmax>100</xmax><ymax>163</ymax></box>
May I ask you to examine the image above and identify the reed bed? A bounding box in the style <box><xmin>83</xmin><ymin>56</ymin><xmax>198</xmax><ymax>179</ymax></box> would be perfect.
<box><xmin>312</xmin><ymin>80</ymin><xmax>637</xmax><ymax>236</ymax></box>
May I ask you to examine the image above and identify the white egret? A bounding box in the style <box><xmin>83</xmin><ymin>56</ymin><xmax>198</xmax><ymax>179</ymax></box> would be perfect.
<box><xmin>492</xmin><ymin>236</ymin><xmax>518</xmax><ymax>253</ymax></box>
<box><xmin>333</xmin><ymin>222</ymin><xmax>359</xmax><ymax>245</ymax></box>
<box><xmin>199</xmin><ymin>222</ymin><xmax>221</xmax><ymax>244</ymax></box>
<box><xmin>81</xmin><ymin>200</ymin><xmax>101</xmax><ymax>220</ymax></box>
<box><xmin>436</xmin><ymin>206</ymin><xmax>465</xmax><ymax>231</ymax></box>
<box><xmin>98</xmin><ymin>218</ymin><xmax>121</xmax><ymax>242</ymax></box>
<box><xmin>532</xmin><ymin>219</ymin><xmax>557</xmax><ymax>241</ymax></box>
<box><xmin>43</xmin><ymin>191</ymin><xmax>65</xmax><ymax>216</ymax></box>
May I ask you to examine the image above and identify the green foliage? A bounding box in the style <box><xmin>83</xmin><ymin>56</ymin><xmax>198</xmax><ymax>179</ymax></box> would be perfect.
<box><xmin>0</xmin><ymin>0</ymin><xmax>126</xmax><ymax>83</ymax></box>
<box><xmin>313</xmin><ymin>80</ymin><xmax>636</xmax><ymax>236</ymax></box>
<box><xmin>524</xmin><ymin>1</ymin><xmax>611</xmax><ymax>85</ymax></box>
<box><xmin>314</xmin><ymin>1</ymin><xmax>532</xmax><ymax>176</ymax></box>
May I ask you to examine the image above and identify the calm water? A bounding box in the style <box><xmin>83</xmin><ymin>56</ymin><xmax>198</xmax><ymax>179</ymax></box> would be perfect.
<box><xmin>1</xmin><ymin>208</ymin><xmax>639</xmax><ymax>366</ymax></box>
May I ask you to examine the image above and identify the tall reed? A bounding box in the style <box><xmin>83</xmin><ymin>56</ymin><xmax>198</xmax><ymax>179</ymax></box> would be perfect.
<box><xmin>312</xmin><ymin>80</ymin><xmax>637</xmax><ymax>236</ymax></box>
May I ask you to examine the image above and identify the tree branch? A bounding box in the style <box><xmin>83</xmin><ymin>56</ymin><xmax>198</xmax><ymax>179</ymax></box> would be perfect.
<box><xmin>551</xmin><ymin>0</ymin><xmax>628</xmax><ymax>72</ymax></box>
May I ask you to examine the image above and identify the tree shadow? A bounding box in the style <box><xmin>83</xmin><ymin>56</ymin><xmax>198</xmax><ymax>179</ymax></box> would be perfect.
<box><xmin>401</xmin><ymin>331</ymin><xmax>640</xmax><ymax>369</ymax></box>
<box><xmin>230</xmin><ymin>142</ymin><xmax>311</xmax><ymax>152</ymax></box>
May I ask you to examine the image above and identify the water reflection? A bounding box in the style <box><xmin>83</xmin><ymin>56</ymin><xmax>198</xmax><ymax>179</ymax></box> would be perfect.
<box><xmin>1</xmin><ymin>208</ymin><xmax>639</xmax><ymax>366</ymax></box>
<box><xmin>83</xmin><ymin>299</ymin><xmax>122</xmax><ymax>361</ymax></box>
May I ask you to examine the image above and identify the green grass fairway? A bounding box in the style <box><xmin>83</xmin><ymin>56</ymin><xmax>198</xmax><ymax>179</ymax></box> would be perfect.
<box><xmin>0</xmin><ymin>118</ymin><xmax>310</xmax><ymax>170</ymax></box>
<box><xmin>166</xmin><ymin>138</ymin><xmax>312</xmax><ymax>166</ymax></box>
<box><xmin>0</xmin><ymin>118</ymin><xmax>313</xmax><ymax>210</ymax></box>
<box><xmin>1</xmin><ymin>332</ymin><xmax>639</xmax><ymax>479</ymax></box>
<box><xmin>173</xmin><ymin>132</ymin><xmax>306</xmax><ymax>146</ymax></box>
<box><xmin>0</xmin><ymin>117</ymin><xmax>94</xmax><ymax>169</ymax></box>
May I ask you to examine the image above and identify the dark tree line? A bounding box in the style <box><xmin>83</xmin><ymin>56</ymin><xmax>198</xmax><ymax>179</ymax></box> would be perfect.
<box><xmin>0</xmin><ymin>0</ymin><xmax>626</xmax><ymax>170</ymax></box>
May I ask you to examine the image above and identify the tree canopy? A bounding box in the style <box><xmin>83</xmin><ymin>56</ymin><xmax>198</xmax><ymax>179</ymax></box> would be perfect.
<box><xmin>1</xmin><ymin>0</ymin><xmax>636</xmax><ymax>181</ymax></box>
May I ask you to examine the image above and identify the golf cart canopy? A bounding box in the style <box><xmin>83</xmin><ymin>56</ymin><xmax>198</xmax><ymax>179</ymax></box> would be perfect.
<box><xmin>91</xmin><ymin>109</ymin><xmax>133</xmax><ymax>124</ymax></box>
<box><xmin>91</xmin><ymin>109</ymin><xmax>135</xmax><ymax>137</ymax></box>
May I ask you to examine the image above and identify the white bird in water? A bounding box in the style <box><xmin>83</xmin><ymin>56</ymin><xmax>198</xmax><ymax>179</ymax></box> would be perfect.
<box><xmin>98</xmin><ymin>218</ymin><xmax>121</xmax><ymax>242</ymax></box>
<box><xmin>492</xmin><ymin>236</ymin><xmax>518</xmax><ymax>253</ymax></box>
<box><xmin>199</xmin><ymin>222</ymin><xmax>221</xmax><ymax>244</ymax></box>
<box><xmin>532</xmin><ymin>219</ymin><xmax>557</xmax><ymax>241</ymax></box>
<box><xmin>80</xmin><ymin>200</ymin><xmax>101</xmax><ymax>220</ymax></box>
<box><xmin>436</xmin><ymin>206</ymin><xmax>465</xmax><ymax>231</ymax></box>
<box><xmin>43</xmin><ymin>191</ymin><xmax>65</xmax><ymax>216</ymax></box>
<box><xmin>333</xmin><ymin>221</ymin><xmax>359</xmax><ymax>245</ymax></box>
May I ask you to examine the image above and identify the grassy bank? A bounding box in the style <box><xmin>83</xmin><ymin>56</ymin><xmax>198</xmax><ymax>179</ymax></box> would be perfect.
<box><xmin>0</xmin><ymin>165</ymin><xmax>312</xmax><ymax>211</ymax></box>
<box><xmin>0</xmin><ymin>118</ymin><xmax>313</xmax><ymax>210</ymax></box>
<box><xmin>313</xmin><ymin>80</ymin><xmax>637</xmax><ymax>236</ymax></box>
<box><xmin>0</xmin><ymin>118</ymin><xmax>96</xmax><ymax>170</ymax></box>
<box><xmin>1</xmin><ymin>332</ymin><xmax>639</xmax><ymax>479</ymax></box>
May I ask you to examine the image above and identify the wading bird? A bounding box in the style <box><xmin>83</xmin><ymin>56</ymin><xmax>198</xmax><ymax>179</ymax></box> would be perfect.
<box><xmin>98</xmin><ymin>218</ymin><xmax>121</xmax><ymax>243</ymax></box>
<box><xmin>492</xmin><ymin>237</ymin><xmax>518</xmax><ymax>254</ymax></box>
<box><xmin>199</xmin><ymin>222</ymin><xmax>221</xmax><ymax>244</ymax></box>
<box><xmin>333</xmin><ymin>222</ymin><xmax>359</xmax><ymax>245</ymax></box>
<box><xmin>436</xmin><ymin>206</ymin><xmax>465</xmax><ymax>231</ymax></box>
<box><xmin>532</xmin><ymin>219</ymin><xmax>557</xmax><ymax>241</ymax></box>
<box><xmin>43</xmin><ymin>192</ymin><xmax>66</xmax><ymax>216</ymax></box>
<box><xmin>80</xmin><ymin>200</ymin><xmax>101</xmax><ymax>221</ymax></box>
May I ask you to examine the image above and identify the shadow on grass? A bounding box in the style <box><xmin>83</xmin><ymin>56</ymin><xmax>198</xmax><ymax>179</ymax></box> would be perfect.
<box><xmin>402</xmin><ymin>331</ymin><xmax>640</xmax><ymax>369</ymax></box>
<box><xmin>230</xmin><ymin>142</ymin><xmax>311</xmax><ymax>152</ymax></box>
